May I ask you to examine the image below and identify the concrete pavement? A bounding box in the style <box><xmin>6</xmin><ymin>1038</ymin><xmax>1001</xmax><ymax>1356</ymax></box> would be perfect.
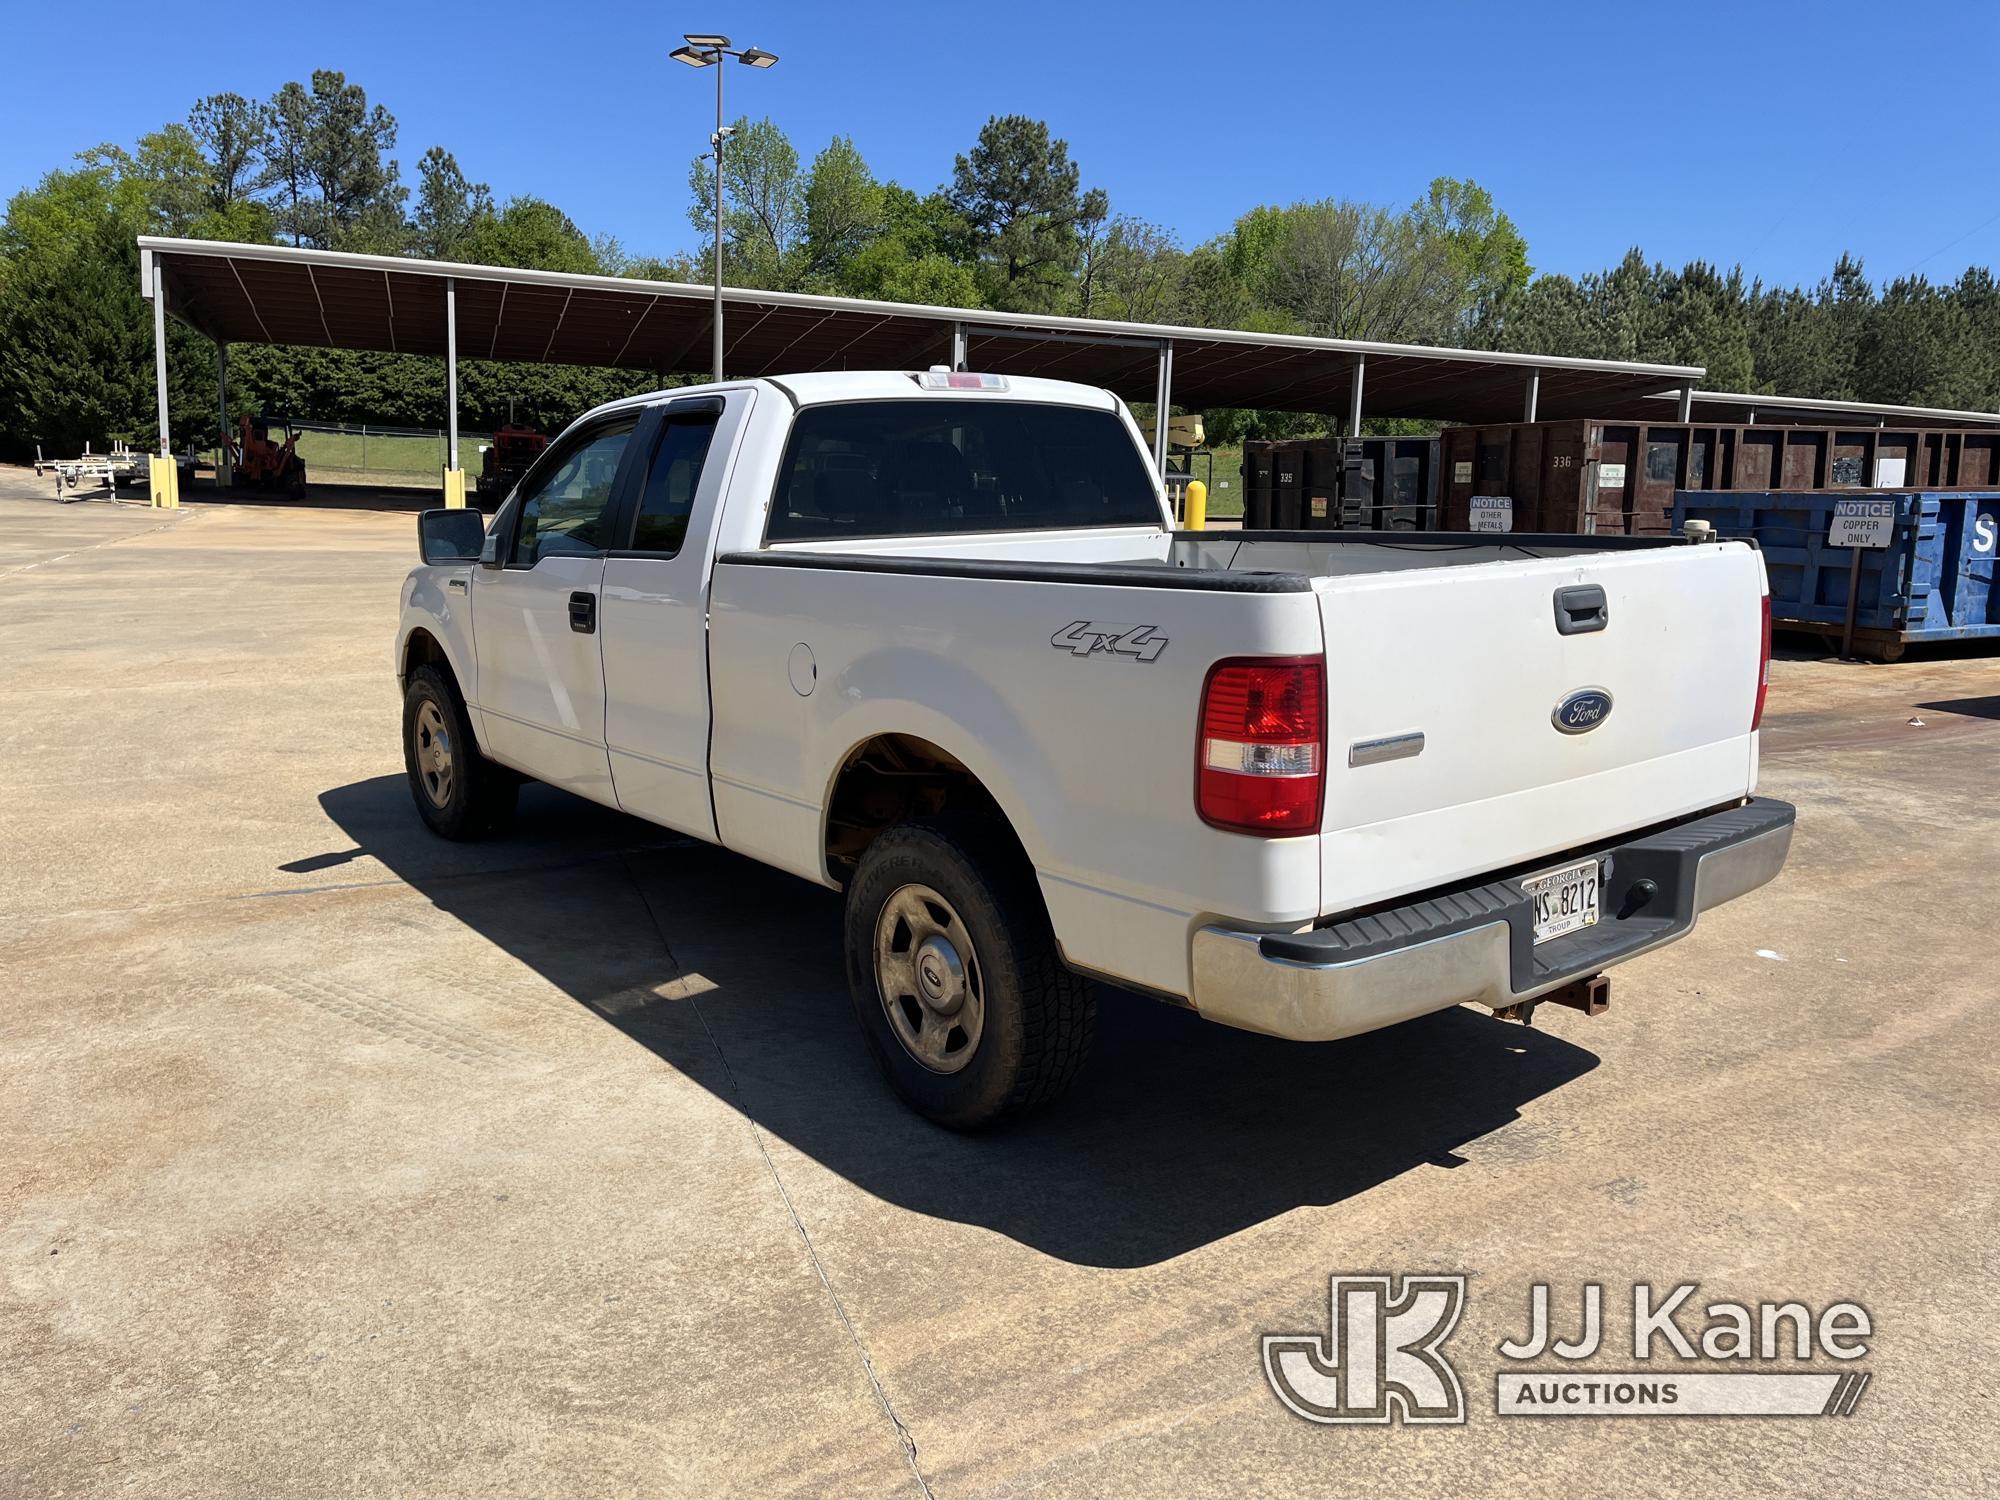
<box><xmin>1</xmin><ymin>468</ymin><xmax>1993</xmax><ymax>1497</ymax></box>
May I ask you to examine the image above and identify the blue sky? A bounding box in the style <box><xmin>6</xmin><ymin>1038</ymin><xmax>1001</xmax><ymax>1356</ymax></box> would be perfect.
<box><xmin>7</xmin><ymin>0</ymin><xmax>1997</xmax><ymax>291</ymax></box>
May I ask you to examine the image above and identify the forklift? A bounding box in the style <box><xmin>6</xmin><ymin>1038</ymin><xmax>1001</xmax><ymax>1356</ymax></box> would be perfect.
<box><xmin>231</xmin><ymin>415</ymin><xmax>308</xmax><ymax>498</ymax></box>
<box><xmin>1144</xmin><ymin>413</ymin><xmax>1213</xmax><ymax>522</ymax></box>
<box><xmin>475</xmin><ymin>424</ymin><xmax>549</xmax><ymax>506</ymax></box>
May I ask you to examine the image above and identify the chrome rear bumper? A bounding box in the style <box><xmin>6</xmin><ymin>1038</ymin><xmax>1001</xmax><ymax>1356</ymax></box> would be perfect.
<box><xmin>1190</xmin><ymin>799</ymin><xmax>1795</xmax><ymax>1043</ymax></box>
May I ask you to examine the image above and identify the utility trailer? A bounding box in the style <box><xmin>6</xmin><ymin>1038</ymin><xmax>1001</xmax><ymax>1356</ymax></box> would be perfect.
<box><xmin>33</xmin><ymin>443</ymin><xmax>150</xmax><ymax>502</ymax></box>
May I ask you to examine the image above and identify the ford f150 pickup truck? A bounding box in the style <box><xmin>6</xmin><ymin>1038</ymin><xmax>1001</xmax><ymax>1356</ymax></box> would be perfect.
<box><xmin>396</xmin><ymin>370</ymin><xmax>1794</xmax><ymax>1128</ymax></box>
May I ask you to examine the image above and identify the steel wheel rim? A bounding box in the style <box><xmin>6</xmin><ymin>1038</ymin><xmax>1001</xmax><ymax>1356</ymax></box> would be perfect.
<box><xmin>414</xmin><ymin>699</ymin><xmax>455</xmax><ymax>809</ymax></box>
<box><xmin>874</xmin><ymin>883</ymin><xmax>984</xmax><ymax>1074</ymax></box>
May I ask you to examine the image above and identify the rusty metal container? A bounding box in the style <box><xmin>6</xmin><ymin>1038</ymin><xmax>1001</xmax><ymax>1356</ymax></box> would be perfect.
<box><xmin>1352</xmin><ymin>437</ymin><xmax>1441</xmax><ymax>530</ymax></box>
<box><xmin>1268</xmin><ymin>439</ymin><xmax>1307</xmax><ymax>528</ymax></box>
<box><xmin>1244</xmin><ymin>437</ymin><xmax>1441</xmax><ymax>530</ymax></box>
<box><xmin>1438</xmin><ymin>421</ymin><xmax>2000</xmax><ymax>535</ymax></box>
<box><xmin>1242</xmin><ymin>439</ymin><xmax>1308</xmax><ymax>527</ymax></box>
<box><xmin>1242</xmin><ymin>445</ymin><xmax>1276</xmax><ymax>526</ymax></box>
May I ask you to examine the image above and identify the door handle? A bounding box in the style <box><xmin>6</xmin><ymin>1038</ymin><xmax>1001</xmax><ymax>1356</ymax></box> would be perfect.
<box><xmin>1554</xmin><ymin>584</ymin><xmax>1608</xmax><ymax>635</ymax></box>
<box><xmin>568</xmin><ymin>591</ymin><xmax>597</xmax><ymax>634</ymax></box>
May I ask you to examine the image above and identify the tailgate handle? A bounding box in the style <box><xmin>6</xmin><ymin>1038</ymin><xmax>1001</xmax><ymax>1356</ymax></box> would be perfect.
<box><xmin>1554</xmin><ymin>584</ymin><xmax>1608</xmax><ymax>635</ymax></box>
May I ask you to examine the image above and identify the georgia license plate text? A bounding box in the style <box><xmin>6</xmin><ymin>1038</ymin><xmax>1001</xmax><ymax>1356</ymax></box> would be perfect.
<box><xmin>1524</xmin><ymin>859</ymin><xmax>1600</xmax><ymax>944</ymax></box>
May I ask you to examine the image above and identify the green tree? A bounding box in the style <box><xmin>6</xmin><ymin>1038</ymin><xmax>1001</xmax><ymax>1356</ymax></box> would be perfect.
<box><xmin>411</xmin><ymin>147</ymin><xmax>492</xmax><ymax>260</ymax></box>
<box><xmin>79</xmin><ymin>126</ymin><xmax>210</xmax><ymax>236</ymax></box>
<box><xmin>1407</xmin><ymin>177</ymin><xmax>1530</xmax><ymax>337</ymax></box>
<box><xmin>1658</xmin><ymin>261</ymin><xmax>1754</xmax><ymax>390</ymax></box>
<box><xmin>686</xmin><ymin>116</ymin><xmax>801</xmax><ymax>288</ymax></box>
<box><xmin>0</xmin><ymin>166</ymin><xmax>214</xmax><ymax>458</ymax></box>
<box><xmin>187</xmin><ymin>93</ymin><xmax>271</xmax><ymax>213</ymax></box>
<box><xmin>1477</xmin><ymin>270</ymin><xmax>1594</xmax><ymax>360</ymax></box>
<box><xmin>301</xmin><ymin>70</ymin><xmax>405</xmax><ymax>250</ymax></box>
<box><xmin>1858</xmin><ymin>274</ymin><xmax>1988</xmax><ymax>409</ymax></box>
<box><xmin>949</xmin><ymin>115</ymin><xmax>1106</xmax><ymax>312</ymax></box>
<box><xmin>834</xmin><ymin>186</ymin><xmax>979</xmax><ymax>307</ymax></box>
<box><xmin>1171</xmin><ymin>243</ymin><xmax>1250</xmax><ymax>329</ymax></box>
<box><xmin>257</xmin><ymin>72</ymin><xmax>405</xmax><ymax>250</ymax></box>
<box><xmin>459</xmin><ymin>197</ymin><xmax>599</xmax><ymax>274</ymax></box>
<box><xmin>261</xmin><ymin>81</ymin><xmax>313</xmax><ymax>245</ymax></box>
<box><xmin>796</xmin><ymin>136</ymin><xmax>884</xmax><ymax>289</ymax></box>
<box><xmin>1089</xmin><ymin>217</ymin><xmax>1182</xmax><ymax>323</ymax></box>
<box><xmin>1256</xmin><ymin>199</ymin><xmax>1449</xmax><ymax>341</ymax></box>
<box><xmin>1747</xmin><ymin>282</ymin><xmax>1839</xmax><ymax>398</ymax></box>
<box><xmin>1952</xmin><ymin>267</ymin><xmax>2000</xmax><ymax>411</ymax></box>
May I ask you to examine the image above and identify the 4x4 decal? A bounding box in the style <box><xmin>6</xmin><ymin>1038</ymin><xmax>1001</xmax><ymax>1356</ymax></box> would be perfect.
<box><xmin>1051</xmin><ymin>620</ymin><xmax>1168</xmax><ymax>662</ymax></box>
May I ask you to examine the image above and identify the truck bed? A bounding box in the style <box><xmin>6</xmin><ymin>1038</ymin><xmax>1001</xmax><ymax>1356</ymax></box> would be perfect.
<box><xmin>712</xmin><ymin>525</ymin><xmax>1763</xmax><ymax>997</ymax></box>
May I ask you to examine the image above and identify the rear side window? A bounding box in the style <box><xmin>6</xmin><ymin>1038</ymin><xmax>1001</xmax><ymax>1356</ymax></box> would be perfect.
<box><xmin>765</xmin><ymin>400</ymin><xmax>1161</xmax><ymax>542</ymax></box>
<box><xmin>629</xmin><ymin>410</ymin><xmax>720</xmax><ymax>556</ymax></box>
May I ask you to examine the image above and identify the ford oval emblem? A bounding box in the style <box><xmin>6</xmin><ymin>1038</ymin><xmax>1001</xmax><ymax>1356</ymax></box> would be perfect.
<box><xmin>1553</xmin><ymin>688</ymin><xmax>1614</xmax><ymax>734</ymax></box>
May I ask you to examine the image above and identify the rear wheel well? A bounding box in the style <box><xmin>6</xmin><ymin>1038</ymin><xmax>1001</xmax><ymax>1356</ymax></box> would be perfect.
<box><xmin>824</xmin><ymin>735</ymin><xmax>1021</xmax><ymax>885</ymax></box>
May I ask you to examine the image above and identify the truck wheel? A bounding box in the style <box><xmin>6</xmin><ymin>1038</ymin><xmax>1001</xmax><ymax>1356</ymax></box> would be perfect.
<box><xmin>403</xmin><ymin>664</ymin><xmax>516</xmax><ymax>839</ymax></box>
<box><xmin>844</xmin><ymin>818</ymin><xmax>1095</xmax><ymax>1129</ymax></box>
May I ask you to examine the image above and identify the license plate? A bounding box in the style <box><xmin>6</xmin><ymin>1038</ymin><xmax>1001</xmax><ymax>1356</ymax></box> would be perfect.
<box><xmin>1523</xmin><ymin>858</ymin><xmax>1600</xmax><ymax>944</ymax></box>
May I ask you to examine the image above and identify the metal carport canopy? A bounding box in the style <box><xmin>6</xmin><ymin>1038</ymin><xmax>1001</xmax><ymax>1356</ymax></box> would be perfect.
<box><xmin>1589</xmin><ymin>387</ymin><xmax>2000</xmax><ymax>430</ymax></box>
<box><xmin>138</xmin><ymin>236</ymin><xmax>1704</xmax><ymax>424</ymax></box>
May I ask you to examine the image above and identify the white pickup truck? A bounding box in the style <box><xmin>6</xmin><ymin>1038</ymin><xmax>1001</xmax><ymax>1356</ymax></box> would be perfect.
<box><xmin>396</xmin><ymin>370</ymin><xmax>1794</xmax><ymax>1127</ymax></box>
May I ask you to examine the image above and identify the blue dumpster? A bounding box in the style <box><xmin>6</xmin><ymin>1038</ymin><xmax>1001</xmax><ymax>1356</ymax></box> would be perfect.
<box><xmin>1671</xmin><ymin>491</ymin><xmax>2000</xmax><ymax>658</ymax></box>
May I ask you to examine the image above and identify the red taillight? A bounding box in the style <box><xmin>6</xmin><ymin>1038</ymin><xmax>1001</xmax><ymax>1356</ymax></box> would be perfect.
<box><xmin>1196</xmin><ymin>657</ymin><xmax>1325</xmax><ymax>834</ymax></box>
<box><xmin>1752</xmin><ymin>595</ymin><xmax>1772</xmax><ymax>731</ymax></box>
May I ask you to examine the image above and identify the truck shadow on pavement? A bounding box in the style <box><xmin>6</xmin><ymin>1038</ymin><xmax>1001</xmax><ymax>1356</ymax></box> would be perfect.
<box><xmin>317</xmin><ymin>775</ymin><xmax>1599</xmax><ymax>1269</ymax></box>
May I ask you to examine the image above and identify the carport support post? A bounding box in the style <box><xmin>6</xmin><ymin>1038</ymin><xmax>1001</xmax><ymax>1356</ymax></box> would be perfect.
<box><xmin>1677</xmin><ymin>385</ymin><xmax>1695</xmax><ymax>423</ymax></box>
<box><xmin>1151</xmin><ymin>340</ymin><xmax>1174</xmax><ymax>474</ymax></box>
<box><xmin>443</xmin><ymin>277</ymin><xmax>466</xmax><ymax>509</ymax></box>
<box><xmin>216</xmin><ymin>344</ymin><xmax>232</xmax><ymax>488</ymax></box>
<box><xmin>1523</xmin><ymin>367</ymin><xmax>1540</xmax><ymax>424</ymax></box>
<box><xmin>149</xmin><ymin>262</ymin><xmax>178</xmax><ymax>508</ymax></box>
<box><xmin>950</xmin><ymin>321</ymin><xmax>968</xmax><ymax>372</ymax></box>
<box><xmin>1347</xmin><ymin>353</ymin><xmax>1366</xmax><ymax>438</ymax></box>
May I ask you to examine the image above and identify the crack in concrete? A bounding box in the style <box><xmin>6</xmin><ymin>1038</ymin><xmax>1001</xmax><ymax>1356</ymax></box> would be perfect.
<box><xmin>0</xmin><ymin>509</ymin><xmax>201</xmax><ymax>582</ymax></box>
<box><xmin>0</xmin><ymin>839</ymin><xmax>697</xmax><ymax>926</ymax></box>
<box><xmin>620</xmin><ymin>852</ymin><xmax>936</xmax><ymax>1500</ymax></box>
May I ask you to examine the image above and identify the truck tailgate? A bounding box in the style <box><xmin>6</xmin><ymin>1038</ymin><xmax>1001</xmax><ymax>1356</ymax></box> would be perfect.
<box><xmin>1316</xmin><ymin>543</ymin><xmax>1766</xmax><ymax>914</ymax></box>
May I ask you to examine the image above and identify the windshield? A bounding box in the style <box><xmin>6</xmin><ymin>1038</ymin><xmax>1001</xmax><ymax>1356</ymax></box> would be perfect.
<box><xmin>766</xmin><ymin>399</ymin><xmax>1162</xmax><ymax>543</ymax></box>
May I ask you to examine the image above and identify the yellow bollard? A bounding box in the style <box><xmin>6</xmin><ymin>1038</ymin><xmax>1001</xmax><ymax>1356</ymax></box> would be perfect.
<box><xmin>149</xmin><ymin>456</ymin><xmax>179</xmax><ymax>509</ymax></box>
<box><xmin>1185</xmin><ymin>478</ymin><xmax>1208</xmax><ymax>531</ymax></box>
<box><xmin>442</xmin><ymin>467</ymin><xmax>468</xmax><ymax>510</ymax></box>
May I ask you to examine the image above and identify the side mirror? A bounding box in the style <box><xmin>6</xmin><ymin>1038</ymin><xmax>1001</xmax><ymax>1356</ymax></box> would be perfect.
<box><xmin>418</xmin><ymin>508</ymin><xmax>487</xmax><ymax>565</ymax></box>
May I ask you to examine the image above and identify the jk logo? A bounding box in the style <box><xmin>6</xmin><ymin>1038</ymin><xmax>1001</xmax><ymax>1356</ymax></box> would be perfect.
<box><xmin>1263</xmin><ymin>1274</ymin><xmax>1468</xmax><ymax>1425</ymax></box>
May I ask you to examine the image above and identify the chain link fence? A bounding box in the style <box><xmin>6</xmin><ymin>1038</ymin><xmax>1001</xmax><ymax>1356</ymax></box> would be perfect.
<box><xmin>199</xmin><ymin>421</ymin><xmax>500</xmax><ymax>489</ymax></box>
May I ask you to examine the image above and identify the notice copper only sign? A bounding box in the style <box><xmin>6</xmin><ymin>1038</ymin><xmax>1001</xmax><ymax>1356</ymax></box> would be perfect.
<box><xmin>1829</xmin><ymin>498</ymin><xmax>1896</xmax><ymax>549</ymax></box>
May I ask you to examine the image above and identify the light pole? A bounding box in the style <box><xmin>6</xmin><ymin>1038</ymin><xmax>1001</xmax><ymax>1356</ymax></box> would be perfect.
<box><xmin>671</xmin><ymin>34</ymin><xmax>779</xmax><ymax>384</ymax></box>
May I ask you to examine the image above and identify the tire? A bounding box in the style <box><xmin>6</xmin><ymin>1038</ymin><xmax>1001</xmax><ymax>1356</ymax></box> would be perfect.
<box><xmin>402</xmin><ymin>664</ymin><xmax>516</xmax><ymax>839</ymax></box>
<box><xmin>843</xmin><ymin>817</ymin><xmax>1095</xmax><ymax>1129</ymax></box>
